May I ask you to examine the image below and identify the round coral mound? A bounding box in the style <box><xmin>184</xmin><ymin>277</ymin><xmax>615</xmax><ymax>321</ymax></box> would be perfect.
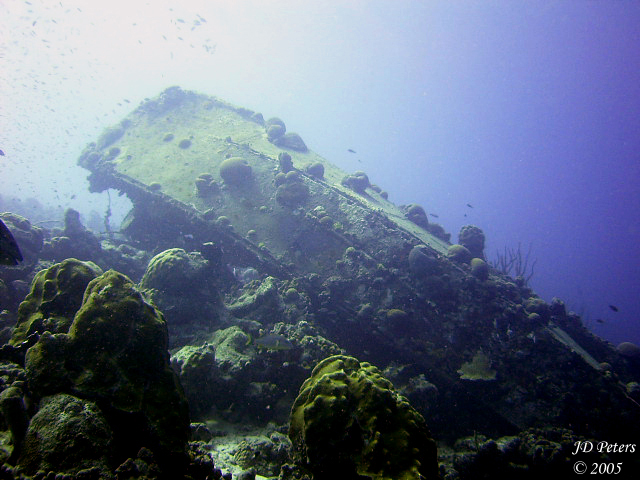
<box><xmin>219</xmin><ymin>157</ymin><xmax>252</xmax><ymax>186</ymax></box>
<box><xmin>458</xmin><ymin>225</ymin><xmax>485</xmax><ymax>259</ymax></box>
<box><xmin>289</xmin><ymin>355</ymin><xmax>438</xmax><ymax>480</ymax></box>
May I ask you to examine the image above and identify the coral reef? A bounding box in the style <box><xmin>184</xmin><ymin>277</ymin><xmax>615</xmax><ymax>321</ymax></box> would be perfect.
<box><xmin>3</xmin><ymin>87</ymin><xmax>639</xmax><ymax>478</ymax></box>
<box><xmin>10</xmin><ymin>258</ymin><xmax>103</xmax><ymax>346</ymax></box>
<box><xmin>458</xmin><ymin>225</ymin><xmax>485</xmax><ymax>259</ymax></box>
<box><xmin>18</xmin><ymin>393</ymin><xmax>112</xmax><ymax>476</ymax></box>
<box><xmin>275</xmin><ymin>173</ymin><xmax>310</xmax><ymax>207</ymax></box>
<box><xmin>406</xmin><ymin>204</ymin><xmax>429</xmax><ymax>229</ymax></box>
<box><xmin>447</xmin><ymin>244</ymin><xmax>472</xmax><ymax>264</ymax></box>
<box><xmin>470</xmin><ymin>257</ymin><xmax>489</xmax><ymax>280</ymax></box>
<box><xmin>219</xmin><ymin>157</ymin><xmax>252</xmax><ymax>186</ymax></box>
<box><xmin>457</xmin><ymin>351</ymin><xmax>496</xmax><ymax>381</ymax></box>
<box><xmin>278</xmin><ymin>152</ymin><xmax>294</xmax><ymax>173</ymax></box>
<box><xmin>195</xmin><ymin>172</ymin><xmax>220</xmax><ymax>196</ymax></box>
<box><xmin>23</xmin><ymin>269</ymin><xmax>191</xmax><ymax>477</ymax></box>
<box><xmin>289</xmin><ymin>354</ymin><xmax>439</xmax><ymax>479</ymax></box>
<box><xmin>139</xmin><ymin>248</ymin><xmax>223</xmax><ymax>346</ymax></box>
<box><xmin>304</xmin><ymin>161</ymin><xmax>324</xmax><ymax>179</ymax></box>
<box><xmin>0</xmin><ymin>213</ymin><xmax>44</xmax><ymax>264</ymax></box>
<box><xmin>408</xmin><ymin>245</ymin><xmax>440</xmax><ymax>277</ymax></box>
<box><xmin>341</xmin><ymin>171</ymin><xmax>370</xmax><ymax>194</ymax></box>
<box><xmin>274</xmin><ymin>133</ymin><xmax>308</xmax><ymax>152</ymax></box>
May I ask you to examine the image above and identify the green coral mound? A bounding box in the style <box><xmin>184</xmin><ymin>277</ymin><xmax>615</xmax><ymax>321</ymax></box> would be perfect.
<box><xmin>11</xmin><ymin>258</ymin><xmax>103</xmax><ymax>345</ymax></box>
<box><xmin>219</xmin><ymin>156</ymin><xmax>252</xmax><ymax>185</ymax></box>
<box><xmin>24</xmin><ymin>269</ymin><xmax>190</xmax><ymax>475</ymax></box>
<box><xmin>289</xmin><ymin>355</ymin><xmax>438</xmax><ymax>480</ymax></box>
<box><xmin>139</xmin><ymin>247</ymin><xmax>207</xmax><ymax>293</ymax></box>
<box><xmin>18</xmin><ymin>393</ymin><xmax>112</xmax><ymax>476</ymax></box>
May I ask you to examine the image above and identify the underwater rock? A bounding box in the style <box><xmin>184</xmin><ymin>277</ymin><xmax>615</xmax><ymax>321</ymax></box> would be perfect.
<box><xmin>406</xmin><ymin>204</ymin><xmax>429</xmax><ymax>229</ymax></box>
<box><xmin>470</xmin><ymin>257</ymin><xmax>489</xmax><ymax>281</ymax></box>
<box><xmin>289</xmin><ymin>354</ymin><xmax>438</xmax><ymax>479</ymax></box>
<box><xmin>24</xmin><ymin>269</ymin><xmax>190</xmax><ymax>476</ymax></box>
<box><xmin>195</xmin><ymin>173</ymin><xmax>220</xmax><ymax>197</ymax></box>
<box><xmin>219</xmin><ymin>157</ymin><xmax>252</xmax><ymax>186</ymax></box>
<box><xmin>0</xmin><ymin>385</ymin><xmax>28</xmax><ymax>464</ymax></box>
<box><xmin>395</xmin><ymin>374</ymin><xmax>439</xmax><ymax>420</ymax></box>
<box><xmin>458</xmin><ymin>225</ymin><xmax>485</xmax><ymax>259</ymax></box>
<box><xmin>267</xmin><ymin>124</ymin><xmax>286</xmax><ymax>141</ymax></box>
<box><xmin>40</xmin><ymin>209</ymin><xmax>102</xmax><ymax>262</ymax></box>
<box><xmin>18</xmin><ymin>393</ymin><xmax>112</xmax><ymax>476</ymax></box>
<box><xmin>617</xmin><ymin>341</ymin><xmax>640</xmax><ymax>360</ymax></box>
<box><xmin>275</xmin><ymin>132</ymin><xmax>308</xmax><ymax>152</ymax></box>
<box><xmin>227</xmin><ymin>276</ymin><xmax>281</xmax><ymax>318</ymax></box>
<box><xmin>0</xmin><ymin>212</ymin><xmax>44</xmax><ymax>261</ymax></box>
<box><xmin>250</xmin><ymin>111</ymin><xmax>265</xmax><ymax>124</ymax></box>
<box><xmin>274</xmin><ymin>172</ymin><xmax>287</xmax><ymax>186</ymax></box>
<box><xmin>209</xmin><ymin>326</ymin><xmax>252</xmax><ymax>376</ymax></box>
<box><xmin>341</xmin><ymin>171</ymin><xmax>370</xmax><ymax>194</ymax></box>
<box><xmin>233</xmin><ymin>434</ymin><xmax>292</xmax><ymax>477</ymax></box>
<box><xmin>139</xmin><ymin>248</ymin><xmax>222</xmax><ymax>344</ymax></box>
<box><xmin>275</xmin><ymin>182</ymin><xmax>310</xmax><ymax>207</ymax></box>
<box><xmin>524</xmin><ymin>296</ymin><xmax>550</xmax><ymax>320</ymax></box>
<box><xmin>278</xmin><ymin>152</ymin><xmax>294</xmax><ymax>173</ymax></box>
<box><xmin>549</xmin><ymin>297</ymin><xmax>567</xmax><ymax>317</ymax></box>
<box><xmin>447</xmin><ymin>244</ymin><xmax>472</xmax><ymax>264</ymax></box>
<box><xmin>426</xmin><ymin>222</ymin><xmax>451</xmax><ymax>242</ymax></box>
<box><xmin>266</xmin><ymin>117</ymin><xmax>286</xmax><ymax>132</ymax></box>
<box><xmin>408</xmin><ymin>245</ymin><xmax>439</xmax><ymax>277</ymax></box>
<box><xmin>272</xmin><ymin>320</ymin><xmax>345</xmax><ymax>371</ymax></box>
<box><xmin>172</xmin><ymin>343</ymin><xmax>218</xmax><ymax>419</ymax></box>
<box><xmin>140</xmin><ymin>248</ymin><xmax>210</xmax><ymax>294</ymax></box>
<box><xmin>443</xmin><ymin>427</ymin><xmax>610</xmax><ymax>479</ymax></box>
<box><xmin>181</xmin><ymin>325</ymin><xmax>289</xmax><ymax>422</ymax></box>
<box><xmin>284</xmin><ymin>170</ymin><xmax>301</xmax><ymax>184</ymax></box>
<box><xmin>10</xmin><ymin>258</ymin><xmax>103</xmax><ymax>346</ymax></box>
<box><xmin>304</xmin><ymin>162</ymin><xmax>325</xmax><ymax>179</ymax></box>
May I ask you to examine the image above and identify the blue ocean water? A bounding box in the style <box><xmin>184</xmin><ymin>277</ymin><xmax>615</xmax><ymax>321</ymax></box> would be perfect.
<box><xmin>1</xmin><ymin>0</ymin><xmax>638</xmax><ymax>347</ymax></box>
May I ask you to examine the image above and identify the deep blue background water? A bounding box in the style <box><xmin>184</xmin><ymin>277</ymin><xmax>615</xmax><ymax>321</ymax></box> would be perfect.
<box><xmin>1</xmin><ymin>1</ymin><xmax>638</xmax><ymax>346</ymax></box>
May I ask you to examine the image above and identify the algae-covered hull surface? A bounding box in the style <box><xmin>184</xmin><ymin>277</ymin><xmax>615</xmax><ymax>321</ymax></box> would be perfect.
<box><xmin>80</xmin><ymin>86</ymin><xmax>449</xmax><ymax>278</ymax></box>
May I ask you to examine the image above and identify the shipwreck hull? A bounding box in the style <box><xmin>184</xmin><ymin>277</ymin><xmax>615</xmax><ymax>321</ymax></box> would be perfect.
<box><xmin>80</xmin><ymin>86</ymin><xmax>449</xmax><ymax>278</ymax></box>
<box><xmin>78</xmin><ymin>86</ymin><xmax>640</xmax><ymax>445</ymax></box>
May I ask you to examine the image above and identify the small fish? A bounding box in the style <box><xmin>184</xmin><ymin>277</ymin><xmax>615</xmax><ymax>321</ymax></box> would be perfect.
<box><xmin>609</xmin><ymin>304</ymin><xmax>619</xmax><ymax>312</ymax></box>
<box><xmin>347</xmin><ymin>148</ymin><xmax>356</xmax><ymax>153</ymax></box>
<box><xmin>596</xmin><ymin>319</ymin><xmax>605</xmax><ymax>324</ymax></box>
<box><xmin>429</xmin><ymin>213</ymin><xmax>439</xmax><ymax>218</ymax></box>
<box><xmin>253</xmin><ymin>333</ymin><xmax>293</xmax><ymax>351</ymax></box>
<box><xmin>0</xmin><ymin>219</ymin><xmax>24</xmax><ymax>266</ymax></box>
<box><xmin>466</xmin><ymin>203</ymin><xmax>474</xmax><ymax>208</ymax></box>
<box><xmin>231</xmin><ymin>266</ymin><xmax>260</xmax><ymax>284</ymax></box>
